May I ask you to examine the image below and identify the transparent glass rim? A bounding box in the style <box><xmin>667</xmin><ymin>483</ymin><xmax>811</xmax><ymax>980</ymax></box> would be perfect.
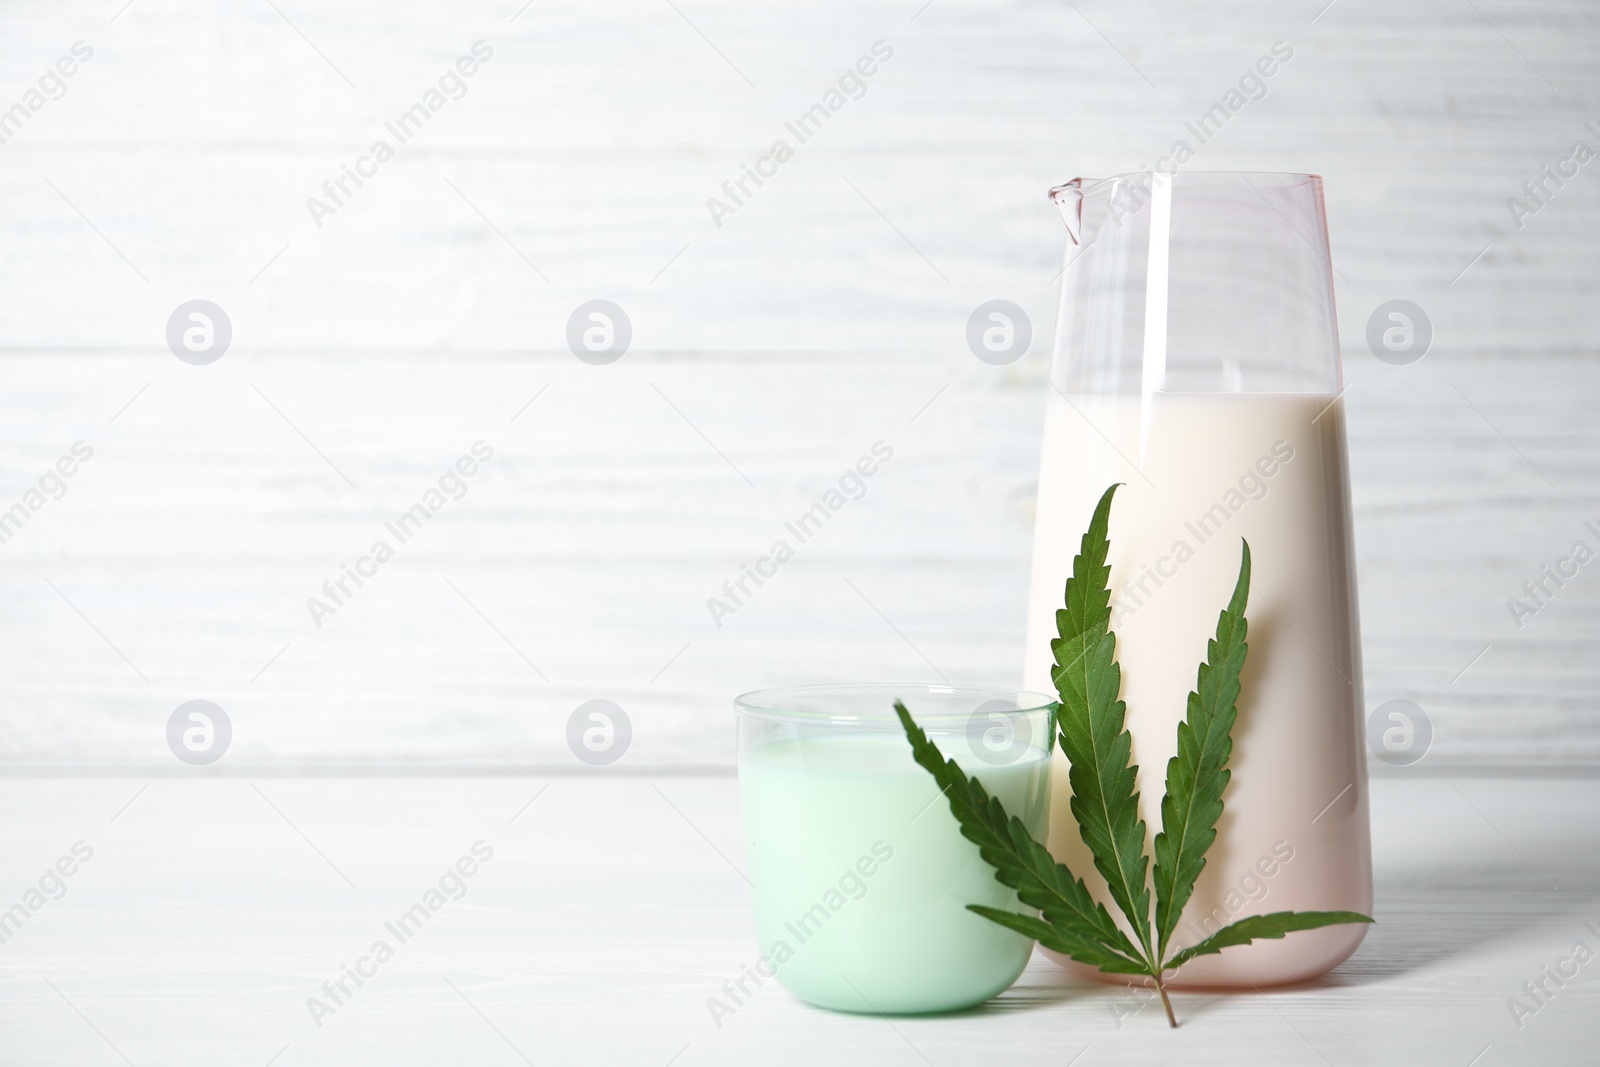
<box><xmin>733</xmin><ymin>682</ymin><xmax>1058</xmax><ymax>726</ymax></box>
<box><xmin>1050</xmin><ymin>170</ymin><xmax>1319</xmax><ymax>202</ymax></box>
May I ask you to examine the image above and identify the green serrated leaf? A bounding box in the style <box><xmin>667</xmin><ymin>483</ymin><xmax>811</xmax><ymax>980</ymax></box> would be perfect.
<box><xmin>894</xmin><ymin>701</ymin><xmax>1147</xmax><ymax>973</ymax></box>
<box><xmin>892</xmin><ymin>482</ymin><xmax>1373</xmax><ymax>1027</ymax></box>
<box><xmin>1162</xmin><ymin>910</ymin><xmax>1374</xmax><ymax>971</ymax></box>
<box><xmin>967</xmin><ymin>906</ymin><xmax>1149</xmax><ymax>974</ymax></box>
<box><xmin>1050</xmin><ymin>483</ymin><xmax>1153</xmax><ymax>957</ymax></box>
<box><xmin>1152</xmin><ymin>542</ymin><xmax>1252</xmax><ymax>960</ymax></box>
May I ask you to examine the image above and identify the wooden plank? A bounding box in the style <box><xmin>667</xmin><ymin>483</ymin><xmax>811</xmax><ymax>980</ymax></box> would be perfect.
<box><xmin>1</xmin><ymin>350</ymin><xmax>1596</xmax><ymax>767</ymax></box>
<box><xmin>0</xmin><ymin>0</ymin><xmax>1597</xmax><ymax>766</ymax></box>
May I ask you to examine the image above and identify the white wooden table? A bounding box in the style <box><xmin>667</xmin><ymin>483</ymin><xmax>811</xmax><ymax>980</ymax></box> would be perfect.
<box><xmin>0</xmin><ymin>773</ymin><xmax>1593</xmax><ymax>1065</ymax></box>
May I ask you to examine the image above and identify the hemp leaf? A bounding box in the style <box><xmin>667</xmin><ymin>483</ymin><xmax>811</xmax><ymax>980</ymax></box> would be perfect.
<box><xmin>896</xmin><ymin>482</ymin><xmax>1372</xmax><ymax>1027</ymax></box>
<box><xmin>1050</xmin><ymin>483</ymin><xmax>1153</xmax><ymax>963</ymax></box>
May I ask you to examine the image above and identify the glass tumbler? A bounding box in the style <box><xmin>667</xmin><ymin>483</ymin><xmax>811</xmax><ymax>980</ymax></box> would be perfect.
<box><xmin>734</xmin><ymin>683</ymin><xmax>1055</xmax><ymax>1013</ymax></box>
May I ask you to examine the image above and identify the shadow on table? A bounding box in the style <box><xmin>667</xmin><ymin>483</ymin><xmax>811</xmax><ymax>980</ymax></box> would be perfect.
<box><xmin>1318</xmin><ymin>853</ymin><xmax>1600</xmax><ymax>985</ymax></box>
<box><xmin>967</xmin><ymin>848</ymin><xmax>1600</xmax><ymax>1021</ymax></box>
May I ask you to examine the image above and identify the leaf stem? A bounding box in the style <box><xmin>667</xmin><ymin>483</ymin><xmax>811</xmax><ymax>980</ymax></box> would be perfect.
<box><xmin>1153</xmin><ymin>972</ymin><xmax>1177</xmax><ymax>1028</ymax></box>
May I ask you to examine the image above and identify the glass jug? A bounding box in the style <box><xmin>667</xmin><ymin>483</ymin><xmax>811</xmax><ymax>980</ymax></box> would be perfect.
<box><xmin>1022</xmin><ymin>172</ymin><xmax>1372</xmax><ymax>987</ymax></box>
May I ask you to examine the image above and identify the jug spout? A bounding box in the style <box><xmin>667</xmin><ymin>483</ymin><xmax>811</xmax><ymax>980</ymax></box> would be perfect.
<box><xmin>1044</xmin><ymin>171</ymin><xmax>1341</xmax><ymax>396</ymax></box>
<box><xmin>1048</xmin><ymin>179</ymin><xmax>1085</xmax><ymax>246</ymax></box>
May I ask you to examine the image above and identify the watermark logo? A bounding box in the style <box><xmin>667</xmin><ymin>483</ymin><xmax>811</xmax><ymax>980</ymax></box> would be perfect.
<box><xmin>1112</xmin><ymin>441</ymin><xmax>1295</xmax><ymax>626</ymax></box>
<box><xmin>1113</xmin><ymin>841</ymin><xmax>1296</xmax><ymax>1026</ymax></box>
<box><xmin>166</xmin><ymin>300</ymin><xmax>232</xmax><ymax>365</ymax></box>
<box><xmin>306</xmin><ymin>442</ymin><xmax>495</xmax><ymax>628</ymax></box>
<box><xmin>966</xmin><ymin>300</ymin><xmax>1031</xmax><ymax>365</ymax></box>
<box><xmin>305</xmin><ymin>41</ymin><xmax>494</xmax><ymax>230</ymax></box>
<box><xmin>1104</xmin><ymin>40</ymin><xmax>1295</xmax><ymax>225</ymax></box>
<box><xmin>567</xmin><ymin>699</ymin><xmax>631</xmax><ymax>766</ymax></box>
<box><xmin>1507</xmin><ymin>520</ymin><xmax>1600</xmax><ymax>629</ymax></box>
<box><xmin>0</xmin><ymin>440</ymin><xmax>94</xmax><ymax>549</ymax></box>
<box><xmin>307</xmin><ymin>841</ymin><xmax>495</xmax><ymax>1029</ymax></box>
<box><xmin>167</xmin><ymin>700</ymin><xmax>231</xmax><ymax>766</ymax></box>
<box><xmin>566</xmin><ymin>300</ymin><xmax>631</xmax><ymax>365</ymax></box>
<box><xmin>706</xmin><ymin>440</ymin><xmax>894</xmax><ymax>629</ymax></box>
<box><xmin>1365</xmin><ymin>299</ymin><xmax>1431</xmax><ymax>366</ymax></box>
<box><xmin>1506</xmin><ymin>123</ymin><xmax>1598</xmax><ymax>231</ymax></box>
<box><xmin>705</xmin><ymin>41</ymin><xmax>894</xmax><ymax>229</ymax></box>
<box><xmin>706</xmin><ymin>841</ymin><xmax>894</xmax><ymax>1028</ymax></box>
<box><xmin>1178</xmin><ymin>841</ymin><xmax>1296</xmax><ymax>945</ymax></box>
<box><xmin>1509</xmin><ymin>921</ymin><xmax>1599</xmax><ymax>1030</ymax></box>
<box><xmin>0</xmin><ymin>841</ymin><xmax>94</xmax><ymax>947</ymax></box>
<box><xmin>1366</xmin><ymin>698</ymin><xmax>1432</xmax><ymax>766</ymax></box>
<box><xmin>0</xmin><ymin>40</ymin><xmax>93</xmax><ymax>149</ymax></box>
<box><xmin>964</xmin><ymin>698</ymin><xmax>1035</xmax><ymax>766</ymax></box>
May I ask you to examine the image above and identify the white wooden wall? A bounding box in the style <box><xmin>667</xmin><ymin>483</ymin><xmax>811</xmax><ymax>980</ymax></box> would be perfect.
<box><xmin>1</xmin><ymin>0</ymin><xmax>1596</xmax><ymax>769</ymax></box>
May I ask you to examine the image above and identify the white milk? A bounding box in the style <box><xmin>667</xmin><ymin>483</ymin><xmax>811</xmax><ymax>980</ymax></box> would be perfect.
<box><xmin>1023</xmin><ymin>391</ymin><xmax>1371</xmax><ymax>987</ymax></box>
